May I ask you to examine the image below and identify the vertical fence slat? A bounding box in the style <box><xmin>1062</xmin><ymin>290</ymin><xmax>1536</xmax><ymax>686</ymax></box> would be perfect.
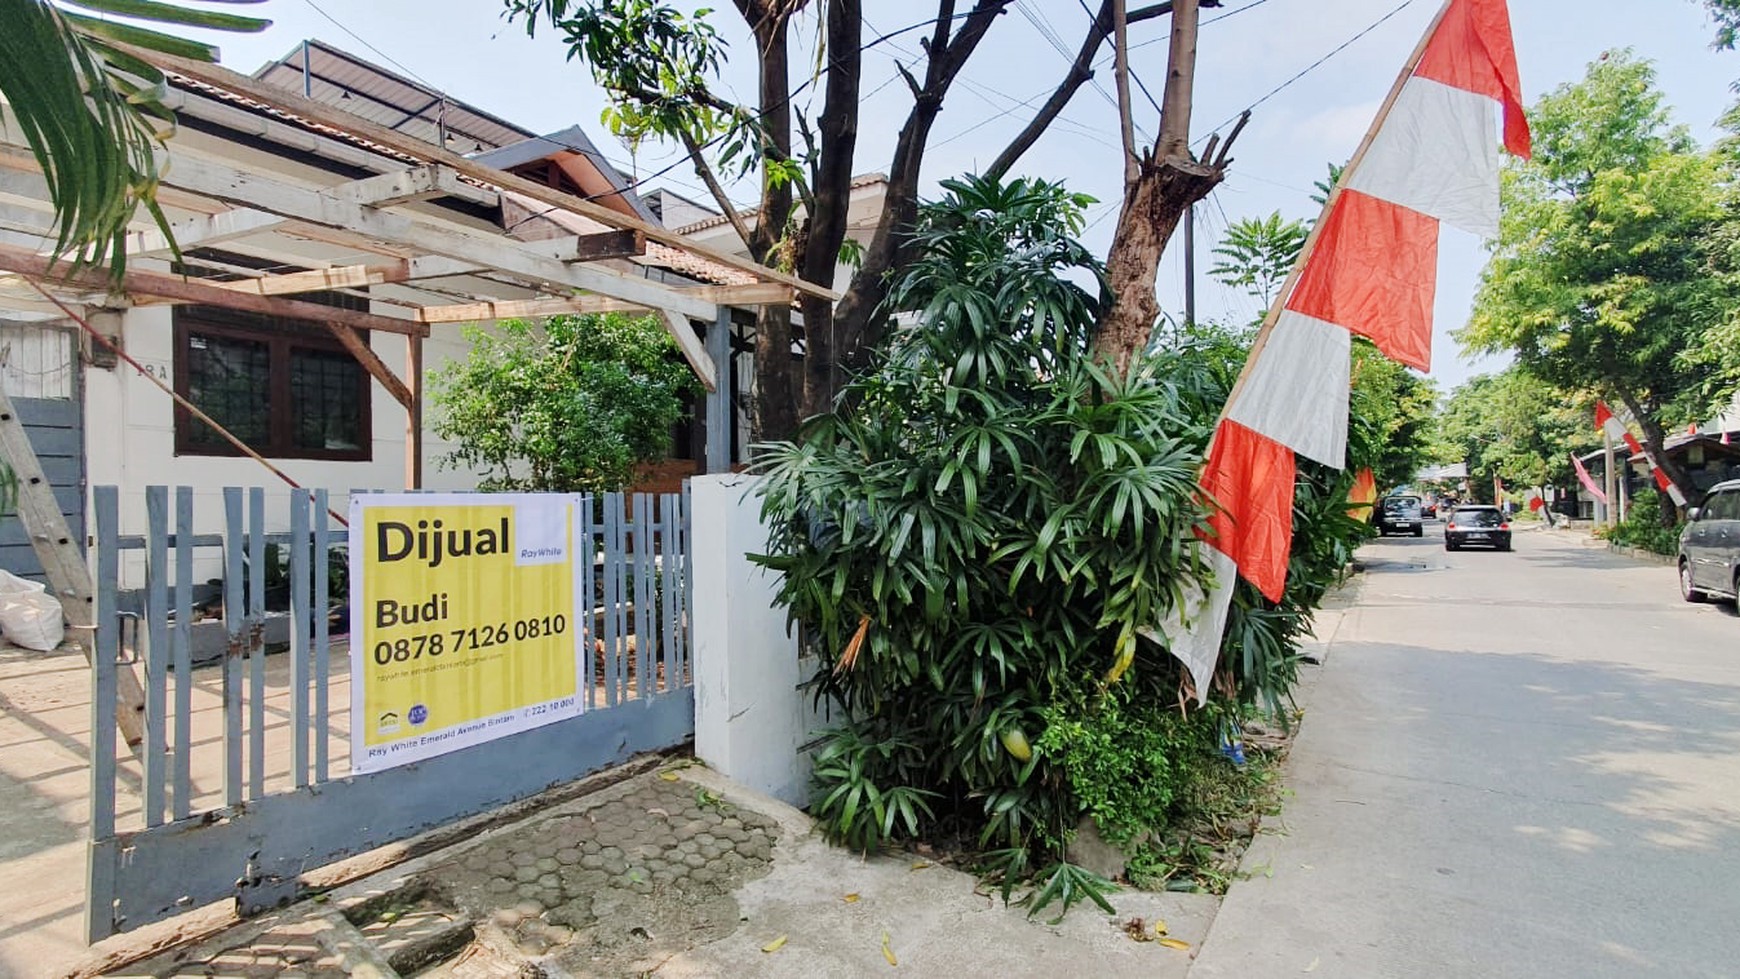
<box><xmin>142</xmin><ymin>486</ymin><xmax>169</xmax><ymax>827</ymax></box>
<box><xmin>313</xmin><ymin>490</ymin><xmax>331</xmax><ymax>784</ymax></box>
<box><xmin>580</xmin><ymin>495</ymin><xmax>596</xmax><ymax>711</ymax></box>
<box><xmin>601</xmin><ymin>493</ymin><xmax>621</xmax><ymax>707</ymax></box>
<box><xmin>247</xmin><ymin>488</ymin><xmax>265</xmax><ymax>800</ymax></box>
<box><xmin>632</xmin><ymin>493</ymin><xmax>654</xmax><ymax>701</ymax></box>
<box><xmin>680</xmin><ymin>481</ymin><xmax>692</xmax><ymax>685</ymax></box>
<box><xmin>221</xmin><ymin>488</ymin><xmax>244</xmax><ymax>807</ymax></box>
<box><xmin>659</xmin><ymin>494</ymin><xmax>676</xmax><ymax>695</ymax></box>
<box><xmin>289</xmin><ymin>489</ymin><xmax>311</xmax><ymax>788</ymax></box>
<box><xmin>173</xmin><ymin>487</ymin><xmax>193</xmax><ymax>820</ymax></box>
<box><xmin>611</xmin><ymin>493</ymin><xmax>631</xmax><ymax>703</ymax></box>
<box><xmin>90</xmin><ymin>486</ymin><xmax>119</xmax><ymax>841</ymax></box>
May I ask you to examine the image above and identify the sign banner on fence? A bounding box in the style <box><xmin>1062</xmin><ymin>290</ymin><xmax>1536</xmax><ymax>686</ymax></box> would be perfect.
<box><xmin>349</xmin><ymin>493</ymin><xmax>585</xmax><ymax>774</ymax></box>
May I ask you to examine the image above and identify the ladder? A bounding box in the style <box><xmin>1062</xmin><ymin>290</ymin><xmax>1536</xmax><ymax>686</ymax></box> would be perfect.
<box><xmin>0</xmin><ymin>382</ymin><xmax>145</xmax><ymax>748</ymax></box>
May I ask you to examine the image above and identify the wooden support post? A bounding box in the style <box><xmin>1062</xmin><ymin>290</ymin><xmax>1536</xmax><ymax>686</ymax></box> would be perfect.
<box><xmin>406</xmin><ymin>334</ymin><xmax>424</xmax><ymax>490</ymax></box>
<box><xmin>0</xmin><ymin>384</ymin><xmax>146</xmax><ymax>748</ymax></box>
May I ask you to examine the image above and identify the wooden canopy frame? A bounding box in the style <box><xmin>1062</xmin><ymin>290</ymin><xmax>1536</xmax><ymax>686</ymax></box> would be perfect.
<box><xmin>0</xmin><ymin>41</ymin><xmax>830</xmax><ymax>488</ymax></box>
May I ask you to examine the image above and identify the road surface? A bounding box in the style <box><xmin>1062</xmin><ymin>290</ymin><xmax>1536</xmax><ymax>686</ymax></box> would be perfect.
<box><xmin>1192</xmin><ymin>522</ymin><xmax>1740</xmax><ymax>979</ymax></box>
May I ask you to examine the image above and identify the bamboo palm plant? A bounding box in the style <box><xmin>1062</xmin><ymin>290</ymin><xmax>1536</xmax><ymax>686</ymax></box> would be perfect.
<box><xmin>0</xmin><ymin>0</ymin><xmax>271</xmax><ymax>282</ymax></box>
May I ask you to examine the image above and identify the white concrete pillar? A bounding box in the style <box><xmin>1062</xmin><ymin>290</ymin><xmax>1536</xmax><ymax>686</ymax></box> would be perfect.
<box><xmin>688</xmin><ymin>473</ymin><xmax>808</xmax><ymax>806</ymax></box>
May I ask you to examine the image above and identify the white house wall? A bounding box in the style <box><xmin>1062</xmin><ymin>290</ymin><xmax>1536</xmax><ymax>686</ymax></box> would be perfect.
<box><xmin>86</xmin><ymin>303</ymin><xmax>487</xmax><ymax>588</ymax></box>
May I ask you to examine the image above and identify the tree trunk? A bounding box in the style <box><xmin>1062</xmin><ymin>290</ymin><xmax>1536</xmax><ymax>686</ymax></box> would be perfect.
<box><xmin>1616</xmin><ymin>387</ymin><xmax>1693</xmax><ymax>521</ymax></box>
<box><xmin>1091</xmin><ymin>0</ymin><xmax>1229</xmax><ymax>374</ymax></box>
<box><xmin>748</xmin><ymin>11</ymin><xmax>798</xmax><ymax>444</ymax></box>
<box><xmin>799</xmin><ymin>0</ymin><xmax>862</xmax><ymax>419</ymax></box>
<box><xmin>829</xmin><ymin>1</ymin><xmax>1011</xmax><ymax>387</ymax></box>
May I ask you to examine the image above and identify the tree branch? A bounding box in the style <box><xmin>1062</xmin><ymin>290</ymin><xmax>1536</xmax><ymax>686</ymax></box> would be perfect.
<box><xmin>1112</xmin><ymin>0</ymin><xmax>1138</xmax><ymax>184</ymax></box>
<box><xmin>679</xmin><ymin>130</ymin><xmax>755</xmax><ymax>250</ymax></box>
<box><xmin>985</xmin><ymin>0</ymin><xmax>1213</xmax><ymax>179</ymax></box>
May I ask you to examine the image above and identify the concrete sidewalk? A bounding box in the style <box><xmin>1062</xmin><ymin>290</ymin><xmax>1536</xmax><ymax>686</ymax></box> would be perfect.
<box><xmin>111</xmin><ymin>766</ymin><xmax>1220</xmax><ymax>978</ymax></box>
<box><xmin>1189</xmin><ymin>526</ymin><xmax>1740</xmax><ymax>979</ymax></box>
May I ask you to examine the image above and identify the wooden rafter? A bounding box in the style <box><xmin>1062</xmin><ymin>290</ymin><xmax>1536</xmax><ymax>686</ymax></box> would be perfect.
<box><xmin>108</xmin><ymin>39</ymin><xmax>840</xmax><ymax>303</ymax></box>
<box><xmin>415</xmin><ymin>282</ymin><xmax>793</xmax><ymax>324</ymax></box>
<box><xmin>0</xmin><ymin>243</ymin><xmax>430</xmax><ymax>337</ymax></box>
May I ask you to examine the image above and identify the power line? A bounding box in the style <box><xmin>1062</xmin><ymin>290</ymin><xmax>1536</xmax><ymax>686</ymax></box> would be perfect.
<box><xmin>1195</xmin><ymin>0</ymin><xmax>1420</xmax><ymax>145</ymax></box>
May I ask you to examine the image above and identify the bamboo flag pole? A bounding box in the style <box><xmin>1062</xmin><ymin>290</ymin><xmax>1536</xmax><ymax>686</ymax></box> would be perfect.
<box><xmin>1216</xmin><ymin>0</ymin><xmax>1454</xmax><ymax>424</ymax></box>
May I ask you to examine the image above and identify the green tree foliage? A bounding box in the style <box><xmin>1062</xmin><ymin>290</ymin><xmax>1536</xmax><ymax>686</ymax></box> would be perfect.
<box><xmin>1703</xmin><ymin>0</ymin><xmax>1740</xmax><ymax>49</ymax></box>
<box><xmin>0</xmin><ymin>1</ymin><xmax>270</xmax><ymax>281</ymax></box>
<box><xmin>1436</xmin><ymin>369</ymin><xmax>1594</xmax><ymax>489</ymax></box>
<box><xmin>1462</xmin><ymin>51</ymin><xmax>1732</xmax><ymax>502</ymax></box>
<box><xmin>429</xmin><ymin>314</ymin><xmax>699</xmax><ymax>493</ymax></box>
<box><xmin>1208</xmin><ymin>212</ymin><xmax>1307</xmax><ymax>309</ymax></box>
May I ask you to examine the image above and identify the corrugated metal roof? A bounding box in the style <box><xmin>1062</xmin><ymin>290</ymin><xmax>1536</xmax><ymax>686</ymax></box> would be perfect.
<box><xmin>253</xmin><ymin>40</ymin><xmax>533</xmax><ymax>153</ymax></box>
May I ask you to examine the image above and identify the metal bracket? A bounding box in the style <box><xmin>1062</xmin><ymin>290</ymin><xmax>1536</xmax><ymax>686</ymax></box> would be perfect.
<box><xmin>234</xmin><ymin>850</ymin><xmax>300</xmax><ymax>918</ymax></box>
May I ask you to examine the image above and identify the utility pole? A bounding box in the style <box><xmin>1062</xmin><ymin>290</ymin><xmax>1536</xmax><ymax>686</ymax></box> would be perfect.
<box><xmin>1183</xmin><ymin>204</ymin><xmax>1196</xmax><ymax>325</ymax></box>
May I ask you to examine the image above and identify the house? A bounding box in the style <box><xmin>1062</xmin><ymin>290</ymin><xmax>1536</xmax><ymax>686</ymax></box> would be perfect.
<box><xmin>0</xmin><ymin>39</ymin><xmax>824</xmax><ymax>586</ymax></box>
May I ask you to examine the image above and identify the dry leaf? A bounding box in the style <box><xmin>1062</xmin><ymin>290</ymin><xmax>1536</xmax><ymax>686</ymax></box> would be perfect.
<box><xmin>910</xmin><ymin>861</ymin><xmax>930</xmax><ymax>871</ymax></box>
<box><xmin>1303</xmin><ymin>956</ymin><xmax>1320</xmax><ymax>972</ymax></box>
<box><xmin>1153</xmin><ymin>918</ymin><xmax>1169</xmax><ymax>936</ymax></box>
<box><xmin>881</xmin><ymin>932</ymin><xmax>898</xmax><ymax>967</ymax></box>
<box><xmin>761</xmin><ymin>935</ymin><xmax>788</xmax><ymax>954</ymax></box>
<box><xmin>658</xmin><ymin>771</ymin><xmax>680</xmax><ymax>782</ymax></box>
<box><xmin>1159</xmin><ymin>938</ymin><xmax>1191</xmax><ymax>951</ymax></box>
<box><xmin>647</xmin><ymin>807</ymin><xmax>670</xmax><ymax>817</ymax></box>
<box><xmin>835</xmin><ymin>614</ymin><xmax>871</xmax><ymax>675</ymax></box>
<box><xmin>843</xmin><ymin>893</ymin><xmax>861</xmax><ymax>903</ymax></box>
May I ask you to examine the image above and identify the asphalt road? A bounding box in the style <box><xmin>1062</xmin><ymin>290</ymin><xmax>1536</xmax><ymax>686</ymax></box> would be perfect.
<box><xmin>1191</xmin><ymin>522</ymin><xmax>1740</xmax><ymax>979</ymax></box>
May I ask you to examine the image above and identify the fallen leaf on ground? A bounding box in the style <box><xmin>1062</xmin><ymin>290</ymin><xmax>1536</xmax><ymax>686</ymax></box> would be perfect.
<box><xmin>881</xmin><ymin>932</ymin><xmax>898</xmax><ymax>967</ymax></box>
<box><xmin>761</xmin><ymin>935</ymin><xmax>788</xmax><ymax>954</ymax></box>
<box><xmin>1153</xmin><ymin>918</ymin><xmax>1168</xmax><ymax>936</ymax></box>
<box><xmin>1159</xmin><ymin>938</ymin><xmax>1191</xmax><ymax>951</ymax></box>
<box><xmin>647</xmin><ymin>807</ymin><xmax>670</xmax><ymax>817</ymax></box>
<box><xmin>1303</xmin><ymin>956</ymin><xmax>1320</xmax><ymax>972</ymax></box>
<box><xmin>909</xmin><ymin>861</ymin><xmax>930</xmax><ymax>871</ymax></box>
<box><xmin>658</xmin><ymin>771</ymin><xmax>680</xmax><ymax>782</ymax></box>
<box><xmin>843</xmin><ymin>893</ymin><xmax>860</xmax><ymax>903</ymax></box>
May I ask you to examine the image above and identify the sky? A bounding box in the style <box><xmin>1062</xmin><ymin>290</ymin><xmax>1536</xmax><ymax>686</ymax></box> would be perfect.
<box><xmin>165</xmin><ymin>0</ymin><xmax>1740</xmax><ymax>392</ymax></box>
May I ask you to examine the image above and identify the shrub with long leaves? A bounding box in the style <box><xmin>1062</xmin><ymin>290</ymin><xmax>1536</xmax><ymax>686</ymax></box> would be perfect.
<box><xmin>755</xmin><ymin>176</ymin><xmax>1215</xmax><ymax>866</ymax></box>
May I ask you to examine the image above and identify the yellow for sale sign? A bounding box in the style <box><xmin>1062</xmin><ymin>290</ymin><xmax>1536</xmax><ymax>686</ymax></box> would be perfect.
<box><xmin>348</xmin><ymin>493</ymin><xmax>584</xmax><ymax>774</ymax></box>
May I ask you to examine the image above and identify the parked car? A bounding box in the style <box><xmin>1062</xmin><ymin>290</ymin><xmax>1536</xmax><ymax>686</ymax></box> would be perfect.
<box><xmin>1422</xmin><ymin>499</ymin><xmax>1439</xmax><ymax>519</ymax></box>
<box><xmin>1678</xmin><ymin>479</ymin><xmax>1740</xmax><ymax>603</ymax></box>
<box><xmin>1444</xmin><ymin>505</ymin><xmax>1511</xmax><ymax>551</ymax></box>
<box><xmin>1377</xmin><ymin>495</ymin><xmax>1424</xmax><ymax>537</ymax></box>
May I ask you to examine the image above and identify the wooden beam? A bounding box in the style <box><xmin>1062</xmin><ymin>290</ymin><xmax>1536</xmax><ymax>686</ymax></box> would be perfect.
<box><xmin>325</xmin><ymin>323</ymin><xmax>413</xmax><ymax>409</ymax></box>
<box><xmin>415</xmin><ymin>281</ymin><xmax>795</xmax><ymax>324</ymax></box>
<box><xmin>122</xmin><ymin>208</ymin><xmax>287</xmax><ymax>258</ymax></box>
<box><xmin>158</xmin><ymin>155</ymin><xmax>721</xmax><ymax>322</ymax></box>
<box><xmin>205</xmin><ymin>262</ymin><xmax>409</xmax><ymax>297</ymax></box>
<box><xmin>327</xmin><ymin>166</ymin><xmax>470</xmax><ymax>208</ymax></box>
<box><xmin>563</xmin><ymin>229</ymin><xmax>645</xmax><ymax>263</ymax></box>
<box><xmin>405</xmin><ymin>334</ymin><xmax>423</xmax><ymax>490</ymax></box>
<box><xmin>659</xmin><ymin>308</ymin><xmax>716</xmax><ymax>393</ymax></box>
<box><xmin>0</xmin><ymin>242</ymin><xmax>431</xmax><ymax>337</ymax></box>
<box><xmin>111</xmin><ymin>42</ymin><xmax>840</xmax><ymax>302</ymax></box>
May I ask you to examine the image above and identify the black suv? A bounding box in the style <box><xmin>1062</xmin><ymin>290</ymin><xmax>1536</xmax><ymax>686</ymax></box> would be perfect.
<box><xmin>1377</xmin><ymin>495</ymin><xmax>1424</xmax><ymax>537</ymax></box>
<box><xmin>1444</xmin><ymin>505</ymin><xmax>1511</xmax><ymax>552</ymax></box>
<box><xmin>1679</xmin><ymin>479</ymin><xmax>1740</xmax><ymax>604</ymax></box>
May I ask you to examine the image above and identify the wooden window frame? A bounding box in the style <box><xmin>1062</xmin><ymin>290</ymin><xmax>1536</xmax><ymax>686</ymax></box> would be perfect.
<box><xmin>173</xmin><ymin>310</ymin><xmax>374</xmax><ymax>462</ymax></box>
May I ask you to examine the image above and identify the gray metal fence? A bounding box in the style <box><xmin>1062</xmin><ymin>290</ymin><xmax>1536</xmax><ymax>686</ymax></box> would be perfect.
<box><xmin>87</xmin><ymin>486</ymin><xmax>695</xmax><ymax>941</ymax></box>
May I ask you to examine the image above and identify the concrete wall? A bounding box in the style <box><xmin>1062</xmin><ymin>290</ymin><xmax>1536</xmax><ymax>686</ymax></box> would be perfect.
<box><xmin>688</xmin><ymin>473</ymin><xmax>813</xmax><ymax>807</ymax></box>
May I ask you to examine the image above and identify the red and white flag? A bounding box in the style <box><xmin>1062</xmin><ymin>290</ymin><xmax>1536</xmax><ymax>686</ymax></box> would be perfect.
<box><xmin>1571</xmin><ymin>451</ymin><xmax>1607</xmax><ymax>505</ymax></box>
<box><xmin>1157</xmin><ymin>0</ymin><xmax>1528</xmax><ymax>701</ymax></box>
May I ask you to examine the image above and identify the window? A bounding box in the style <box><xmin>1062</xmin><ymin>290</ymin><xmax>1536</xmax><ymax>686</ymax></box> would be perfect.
<box><xmin>1705</xmin><ymin>491</ymin><xmax>1740</xmax><ymax>522</ymax></box>
<box><xmin>174</xmin><ymin>306</ymin><xmax>372</xmax><ymax>461</ymax></box>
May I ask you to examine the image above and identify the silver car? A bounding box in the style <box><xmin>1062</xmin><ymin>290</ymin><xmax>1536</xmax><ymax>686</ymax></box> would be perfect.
<box><xmin>1679</xmin><ymin>479</ymin><xmax>1740</xmax><ymax>603</ymax></box>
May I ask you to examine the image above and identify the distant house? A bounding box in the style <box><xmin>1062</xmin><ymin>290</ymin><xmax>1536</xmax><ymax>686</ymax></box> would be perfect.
<box><xmin>1571</xmin><ymin>396</ymin><xmax>1740</xmax><ymax>517</ymax></box>
<box><xmin>0</xmin><ymin>39</ymin><xmax>813</xmax><ymax>584</ymax></box>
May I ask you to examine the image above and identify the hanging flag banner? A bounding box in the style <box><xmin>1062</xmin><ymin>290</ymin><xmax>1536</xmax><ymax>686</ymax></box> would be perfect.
<box><xmin>1595</xmin><ymin>401</ymin><xmax>1688</xmax><ymax>508</ymax></box>
<box><xmin>1571</xmin><ymin>451</ymin><xmax>1608</xmax><ymax>505</ymax></box>
<box><xmin>349</xmin><ymin>493</ymin><xmax>585</xmax><ymax>774</ymax></box>
<box><xmin>1158</xmin><ymin>0</ymin><xmax>1531</xmax><ymax>701</ymax></box>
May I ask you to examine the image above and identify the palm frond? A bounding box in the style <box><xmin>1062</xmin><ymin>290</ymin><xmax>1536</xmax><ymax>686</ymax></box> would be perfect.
<box><xmin>0</xmin><ymin>0</ymin><xmax>269</xmax><ymax>284</ymax></box>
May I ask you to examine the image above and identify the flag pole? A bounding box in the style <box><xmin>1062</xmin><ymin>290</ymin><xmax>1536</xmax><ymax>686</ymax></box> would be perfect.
<box><xmin>1218</xmin><ymin>0</ymin><xmax>1454</xmax><ymax>421</ymax></box>
<box><xmin>1603</xmin><ymin>431</ymin><xmax>1615</xmax><ymax>526</ymax></box>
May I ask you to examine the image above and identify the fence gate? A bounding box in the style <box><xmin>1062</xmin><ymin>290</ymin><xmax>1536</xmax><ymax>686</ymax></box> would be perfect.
<box><xmin>86</xmin><ymin>486</ymin><xmax>695</xmax><ymax>941</ymax></box>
